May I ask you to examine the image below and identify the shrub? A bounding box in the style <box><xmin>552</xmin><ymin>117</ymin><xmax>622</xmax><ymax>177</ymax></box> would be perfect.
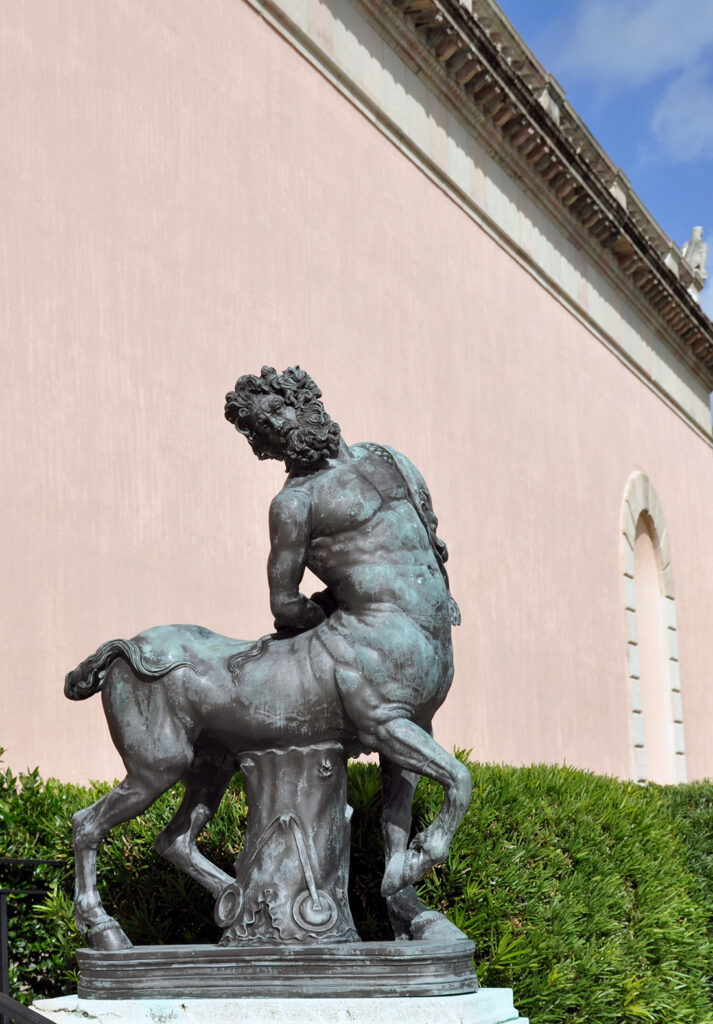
<box><xmin>415</xmin><ymin>763</ymin><xmax>713</xmax><ymax>1024</ymax></box>
<box><xmin>2</xmin><ymin>753</ymin><xmax>713</xmax><ymax>1024</ymax></box>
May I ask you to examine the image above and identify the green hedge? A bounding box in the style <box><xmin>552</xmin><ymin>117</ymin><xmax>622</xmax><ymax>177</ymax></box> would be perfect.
<box><xmin>2</xmin><ymin>753</ymin><xmax>713</xmax><ymax>1024</ymax></box>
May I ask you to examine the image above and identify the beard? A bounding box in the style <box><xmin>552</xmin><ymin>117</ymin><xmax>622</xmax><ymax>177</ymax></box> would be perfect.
<box><xmin>251</xmin><ymin>401</ymin><xmax>341</xmax><ymax>469</ymax></box>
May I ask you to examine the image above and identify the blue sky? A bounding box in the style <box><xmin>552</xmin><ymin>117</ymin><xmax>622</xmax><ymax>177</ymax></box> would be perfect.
<box><xmin>497</xmin><ymin>0</ymin><xmax>713</xmax><ymax>318</ymax></box>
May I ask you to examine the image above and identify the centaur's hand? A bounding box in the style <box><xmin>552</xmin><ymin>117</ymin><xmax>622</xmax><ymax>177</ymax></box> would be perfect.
<box><xmin>272</xmin><ymin>595</ymin><xmax>326</xmax><ymax>637</ymax></box>
<box><xmin>309</xmin><ymin>588</ymin><xmax>338</xmax><ymax>618</ymax></box>
<box><xmin>272</xmin><ymin>589</ymin><xmax>336</xmax><ymax>639</ymax></box>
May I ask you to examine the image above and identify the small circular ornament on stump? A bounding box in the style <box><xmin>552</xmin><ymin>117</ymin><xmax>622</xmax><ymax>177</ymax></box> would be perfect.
<box><xmin>213</xmin><ymin>883</ymin><xmax>244</xmax><ymax>929</ymax></box>
<box><xmin>292</xmin><ymin>890</ymin><xmax>338</xmax><ymax>932</ymax></box>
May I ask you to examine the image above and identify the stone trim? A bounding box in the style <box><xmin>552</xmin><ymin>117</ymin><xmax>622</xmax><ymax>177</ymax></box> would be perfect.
<box><xmin>353</xmin><ymin>0</ymin><xmax>713</xmax><ymax>385</ymax></box>
<box><xmin>621</xmin><ymin>472</ymin><xmax>686</xmax><ymax>784</ymax></box>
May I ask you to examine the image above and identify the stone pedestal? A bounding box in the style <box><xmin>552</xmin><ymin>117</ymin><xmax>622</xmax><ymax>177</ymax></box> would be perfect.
<box><xmin>73</xmin><ymin>939</ymin><xmax>478</xmax><ymax>998</ymax></box>
<box><xmin>214</xmin><ymin>742</ymin><xmax>358</xmax><ymax>944</ymax></box>
<box><xmin>35</xmin><ymin>990</ymin><xmax>529</xmax><ymax>1024</ymax></box>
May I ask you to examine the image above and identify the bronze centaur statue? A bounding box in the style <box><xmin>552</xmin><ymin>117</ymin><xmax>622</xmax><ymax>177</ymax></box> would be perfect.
<box><xmin>66</xmin><ymin>367</ymin><xmax>472</xmax><ymax>950</ymax></box>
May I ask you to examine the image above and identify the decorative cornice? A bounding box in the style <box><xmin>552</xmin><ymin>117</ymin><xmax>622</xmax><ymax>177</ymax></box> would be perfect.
<box><xmin>354</xmin><ymin>0</ymin><xmax>713</xmax><ymax>384</ymax></box>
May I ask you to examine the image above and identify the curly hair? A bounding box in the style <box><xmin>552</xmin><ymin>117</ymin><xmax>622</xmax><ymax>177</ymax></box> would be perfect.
<box><xmin>225</xmin><ymin>366</ymin><xmax>341</xmax><ymax>468</ymax></box>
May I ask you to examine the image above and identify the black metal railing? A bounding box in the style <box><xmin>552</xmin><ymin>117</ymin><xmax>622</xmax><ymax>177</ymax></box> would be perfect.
<box><xmin>0</xmin><ymin>859</ymin><xmax>63</xmax><ymax>1024</ymax></box>
<box><xmin>0</xmin><ymin>992</ymin><xmax>52</xmax><ymax>1023</ymax></box>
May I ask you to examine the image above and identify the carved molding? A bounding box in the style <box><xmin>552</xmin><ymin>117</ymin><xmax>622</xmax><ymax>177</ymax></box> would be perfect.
<box><xmin>621</xmin><ymin>471</ymin><xmax>686</xmax><ymax>785</ymax></box>
<box><xmin>353</xmin><ymin>0</ymin><xmax>713</xmax><ymax>384</ymax></box>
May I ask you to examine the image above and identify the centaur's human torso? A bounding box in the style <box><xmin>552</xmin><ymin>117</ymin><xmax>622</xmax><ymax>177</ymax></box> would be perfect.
<box><xmin>296</xmin><ymin>445</ymin><xmax>445</xmax><ymax>620</ymax></box>
<box><xmin>274</xmin><ymin>443</ymin><xmax>455</xmax><ymax>744</ymax></box>
<box><xmin>292</xmin><ymin>443</ymin><xmax>451</xmax><ymax>639</ymax></box>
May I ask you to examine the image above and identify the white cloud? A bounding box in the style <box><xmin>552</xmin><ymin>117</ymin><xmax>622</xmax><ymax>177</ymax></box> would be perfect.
<box><xmin>540</xmin><ymin>0</ymin><xmax>713</xmax><ymax>166</ymax></box>
<box><xmin>551</xmin><ymin>0</ymin><xmax>713</xmax><ymax>89</ymax></box>
<box><xmin>651</xmin><ymin>66</ymin><xmax>713</xmax><ymax>162</ymax></box>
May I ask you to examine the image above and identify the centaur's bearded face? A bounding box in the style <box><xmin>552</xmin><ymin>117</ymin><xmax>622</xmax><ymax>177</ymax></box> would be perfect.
<box><xmin>248</xmin><ymin>394</ymin><xmax>340</xmax><ymax>468</ymax></box>
<box><xmin>225</xmin><ymin>368</ymin><xmax>341</xmax><ymax>470</ymax></box>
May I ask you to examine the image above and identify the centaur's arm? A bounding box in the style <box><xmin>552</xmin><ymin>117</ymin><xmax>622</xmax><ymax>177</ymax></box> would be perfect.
<box><xmin>268</xmin><ymin>489</ymin><xmax>327</xmax><ymax>632</ymax></box>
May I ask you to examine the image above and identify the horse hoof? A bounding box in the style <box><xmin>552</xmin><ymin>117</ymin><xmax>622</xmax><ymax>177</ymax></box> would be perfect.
<box><xmin>381</xmin><ymin>852</ymin><xmax>406</xmax><ymax>897</ymax></box>
<box><xmin>410</xmin><ymin>910</ymin><xmax>467</xmax><ymax>943</ymax></box>
<box><xmin>382</xmin><ymin>849</ymin><xmax>427</xmax><ymax>896</ymax></box>
<box><xmin>87</xmin><ymin>920</ymin><xmax>132</xmax><ymax>950</ymax></box>
<box><xmin>381</xmin><ymin>847</ymin><xmax>403</xmax><ymax>897</ymax></box>
<box><xmin>386</xmin><ymin>885</ymin><xmax>429</xmax><ymax>939</ymax></box>
<box><xmin>390</xmin><ymin>846</ymin><xmax>433</xmax><ymax>895</ymax></box>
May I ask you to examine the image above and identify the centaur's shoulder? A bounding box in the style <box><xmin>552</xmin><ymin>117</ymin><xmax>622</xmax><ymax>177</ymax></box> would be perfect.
<box><xmin>270</xmin><ymin>482</ymin><xmax>312</xmax><ymax>521</ymax></box>
<box><xmin>352</xmin><ymin>442</ymin><xmax>426</xmax><ymax>489</ymax></box>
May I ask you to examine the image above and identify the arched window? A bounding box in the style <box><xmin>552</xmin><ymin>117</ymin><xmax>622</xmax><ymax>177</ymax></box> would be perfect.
<box><xmin>621</xmin><ymin>472</ymin><xmax>685</xmax><ymax>784</ymax></box>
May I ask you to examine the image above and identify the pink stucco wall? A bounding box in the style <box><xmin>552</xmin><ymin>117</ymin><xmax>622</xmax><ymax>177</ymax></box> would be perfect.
<box><xmin>2</xmin><ymin>0</ymin><xmax>713</xmax><ymax>783</ymax></box>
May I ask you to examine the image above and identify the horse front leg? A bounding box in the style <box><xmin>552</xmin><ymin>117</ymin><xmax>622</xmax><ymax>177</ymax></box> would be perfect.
<box><xmin>370</xmin><ymin>718</ymin><xmax>472</xmax><ymax>897</ymax></box>
<box><xmin>380</xmin><ymin>748</ymin><xmax>468</xmax><ymax>941</ymax></box>
<box><xmin>380</xmin><ymin>756</ymin><xmax>427</xmax><ymax>937</ymax></box>
<box><xmin>73</xmin><ymin>770</ymin><xmax>185</xmax><ymax>950</ymax></box>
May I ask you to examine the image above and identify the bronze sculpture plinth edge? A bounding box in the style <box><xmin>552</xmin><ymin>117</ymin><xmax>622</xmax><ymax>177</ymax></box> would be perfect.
<box><xmin>76</xmin><ymin>939</ymin><xmax>477</xmax><ymax>999</ymax></box>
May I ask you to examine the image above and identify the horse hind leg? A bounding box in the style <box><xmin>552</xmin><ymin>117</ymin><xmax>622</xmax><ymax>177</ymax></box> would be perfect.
<box><xmin>73</xmin><ymin>760</ymin><xmax>191</xmax><ymax>950</ymax></box>
<box><xmin>155</xmin><ymin>761</ymin><xmax>236</xmax><ymax>898</ymax></box>
<box><xmin>370</xmin><ymin>718</ymin><xmax>472</xmax><ymax>897</ymax></box>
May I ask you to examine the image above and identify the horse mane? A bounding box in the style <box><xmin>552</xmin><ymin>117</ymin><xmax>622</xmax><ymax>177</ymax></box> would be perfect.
<box><xmin>227</xmin><ymin>634</ymin><xmax>273</xmax><ymax>682</ymax></box>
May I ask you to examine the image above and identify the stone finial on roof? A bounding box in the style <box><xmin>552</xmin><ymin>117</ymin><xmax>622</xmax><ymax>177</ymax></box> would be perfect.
<box><xmin>682</xmin><ymin>226</ymin><xmax>708</xmax><ymax>281</ymax></box>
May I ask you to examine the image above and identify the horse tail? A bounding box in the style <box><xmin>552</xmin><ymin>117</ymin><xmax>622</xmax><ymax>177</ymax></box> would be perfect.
<box><xmin>64</xmin><ymin>638</ymin><xmax>194</xmax><ymax>701</ymax></box>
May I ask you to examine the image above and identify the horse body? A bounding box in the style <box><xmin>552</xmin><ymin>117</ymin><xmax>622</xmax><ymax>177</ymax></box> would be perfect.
<box><xmin>67</xmin><ymin>618</ymin><xmax>472</xmax><ymax>950</ymax></box>
<box><xmin>100</xmin><ymin>624</ymin><xmax>352</xmax><ymax>762</ymax></box>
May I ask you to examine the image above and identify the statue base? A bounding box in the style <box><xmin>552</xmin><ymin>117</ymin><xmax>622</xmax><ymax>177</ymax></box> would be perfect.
<box><xmin>35</xmin><ymin>990</ymin><xmax>528</xmax><ymax>1024</ymax></box>
<box><xmin>73</xmin><ymin>939</ymin><xmax>477</xmax><ymax>998</ymax></box>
